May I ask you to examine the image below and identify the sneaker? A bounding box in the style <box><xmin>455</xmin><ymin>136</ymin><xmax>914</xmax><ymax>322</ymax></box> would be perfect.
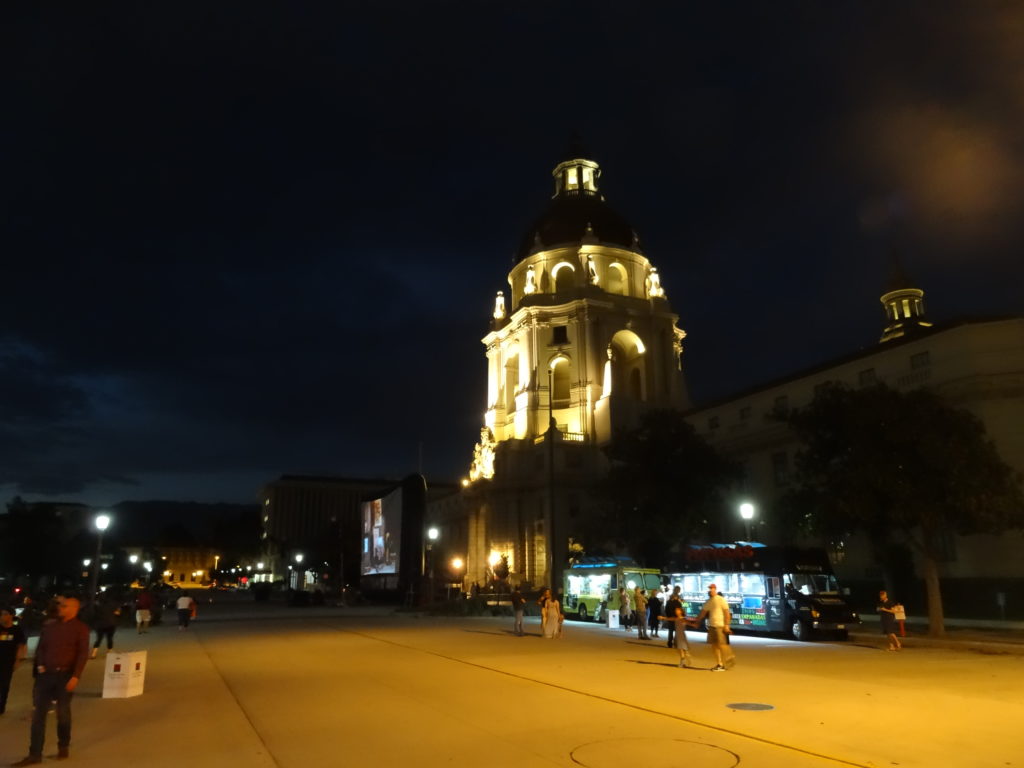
<box><xmin>11</xmin><ymin>756</ymin><xmax>42</xmax><ymax>766</ymax></box>
<box><xmin>710</xmin><ymin>664</ymin><xmax>726</xmax><ymax>672</ymax></box>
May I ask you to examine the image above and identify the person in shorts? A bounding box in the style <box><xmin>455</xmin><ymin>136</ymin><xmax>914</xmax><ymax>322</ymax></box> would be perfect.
<box><xmin>877</xmin><ymin>590</ymin><xmax>902</xmax><ymax>651</ymax></box>
<box><xmin>696</xmin><ymin>583</ymin><xmax>735</xmax><ymax>672</ymax></box>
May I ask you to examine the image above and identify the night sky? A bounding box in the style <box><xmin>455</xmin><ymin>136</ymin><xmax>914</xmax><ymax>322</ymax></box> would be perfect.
<box><xmin>4</xmin><ymin>3</ymin><xmax>1022</xmax><ymax>506</ymax></box>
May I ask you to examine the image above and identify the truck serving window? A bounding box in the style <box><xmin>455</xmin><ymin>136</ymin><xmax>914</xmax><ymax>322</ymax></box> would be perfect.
<box><xmin>785</xmin><ymin>573</ymin><xmax>838</xmax><ymax>594</ymax></box>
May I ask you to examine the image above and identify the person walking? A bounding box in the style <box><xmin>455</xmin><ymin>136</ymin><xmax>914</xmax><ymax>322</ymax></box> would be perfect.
<box><xmin>510</xmin><ymin>588</ymin><xmax>526</xmax><ymax>636</ymax></box>
<box><xmin>664</xmin><ymin>586</ymin><xmax>682</xmax><ymax>648</ymax></box>
<box><xmin>542</xmin><ymin>591</ymin><xmax>563</xmax><ymax>639</ymax></box>
<box><xmin>537</xmin><ymin>588</ymin><xmax>552</xmax><ymax>636</ymax></box>
<box><xmin>12</xmin><ymin>596</ymin><xmax>90</xmax><ymax>765</ymax></box>
<box><xmin>658</xmin><ymin>603</ymin><xmax>694</xmax><ymax>667</ymax></box>
<box><xmin>877</xmin><ymin>590</ymin><xmax>903</xmax><ymax>651</ymax></box>
<box><xmin>134</xmin><ymin>589</ymin><xmax>154</xmax><ymax>634</ymax></box>
<box><xmin>176</xmin><ymin>592</ymin><xmax>196</xmax><ymax>631</ymax></box>
<box><xmin>634</xmin><ymin>587</ymin><xmax>649</xmax><ymax>639</ymax></box>
<box><xmin>90</xmin><ymin>596</ymin><xmax>120</xmax><ymax>658</ymax></box>
<box><xmin>695</xmin><ymin>583</ymin><xmax>735</xmax><ymax>672</ymax></box>
<box><xmin>647</xmin><ymin>590</ymin><xmax>663</xmax><ymax>639</ymax></box>
<box><xmin>0</xmin><ymin>607</ymin><xmax>28</xmax><ymax>715</ymax></box>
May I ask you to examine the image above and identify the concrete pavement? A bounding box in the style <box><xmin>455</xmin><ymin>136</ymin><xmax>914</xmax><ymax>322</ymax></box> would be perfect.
<box><xmin>1</xmin><ymin>601</ymin><xmax>1022</xmax><ymax>767</ymax></box>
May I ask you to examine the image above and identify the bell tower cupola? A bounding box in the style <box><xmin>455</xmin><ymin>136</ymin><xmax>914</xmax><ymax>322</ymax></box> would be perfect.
<box><xmin>879</xmin><ymin>254</ymin><xmax>932</xmax><ymax>343</ymax></box>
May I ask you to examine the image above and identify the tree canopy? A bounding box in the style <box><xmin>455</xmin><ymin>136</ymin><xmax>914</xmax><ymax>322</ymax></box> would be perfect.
<box><xmin>782</xmin><ymin>383</ymin><xmax>1024</xmax><ymax>635</ymax></box>
<box><xmin>598</xmin><ymin>409</ymin><xmax>740</xmax><ymax>569</ymax></box>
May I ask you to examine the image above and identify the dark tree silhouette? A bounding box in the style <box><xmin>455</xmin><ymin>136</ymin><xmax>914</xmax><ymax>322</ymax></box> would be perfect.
<box><xmin>599</xmin><ymin>409</ymin><xmax>740</xmax><ymax>569</ymax></box>
<box><xmin>782</xmin><ymin>383</ymin><xmax>1024</xmax><ymax>636</ymax></box>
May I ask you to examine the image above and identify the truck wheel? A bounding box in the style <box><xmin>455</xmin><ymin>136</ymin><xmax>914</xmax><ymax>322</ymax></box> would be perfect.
<box><xmin>578</xmin><ymin>605</ymin><xmax>589</xmax><ymax>621</ymax></box>
<box><xmin>791</xmin><ymin>619</ymin><xmax>810</xmax><ymax>641</ymax></box>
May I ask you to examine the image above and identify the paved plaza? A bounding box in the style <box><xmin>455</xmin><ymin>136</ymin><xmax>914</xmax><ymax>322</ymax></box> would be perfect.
<box><xmin>1</xmin><ymin>600</ymin><xmax>1022</xmax><ymax>767</ymax></box>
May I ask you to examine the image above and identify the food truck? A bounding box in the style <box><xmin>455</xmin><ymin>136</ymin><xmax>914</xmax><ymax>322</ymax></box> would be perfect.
<box><xmin>665</xmin><ymin>543</ymin><xmax>859</xmax><ymax>640</ymax></box>
<box><xmin>563</xmin><ymin>559</ymin><xmax>662</xmax><ymax>622</ymax></box>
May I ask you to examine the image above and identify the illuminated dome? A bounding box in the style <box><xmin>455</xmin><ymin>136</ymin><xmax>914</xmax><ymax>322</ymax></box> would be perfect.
<box><xmin>514</xmin><ymin>145</ymin><xmax>638</xmax><ymax>262</ymax></box>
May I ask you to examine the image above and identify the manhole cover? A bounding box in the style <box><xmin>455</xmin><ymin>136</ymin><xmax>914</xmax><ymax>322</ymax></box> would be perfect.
<box><xmin>571</xmin><ymin>738</ymin><xmax>738</xmax><ymax>767</ymax></box>
<box><xmin>726</xmin><ymin>702</ymin><xmax>774</xmax><ymax>711</ymax></box>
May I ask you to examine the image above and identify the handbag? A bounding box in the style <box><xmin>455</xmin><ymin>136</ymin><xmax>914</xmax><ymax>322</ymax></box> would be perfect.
<box><xmin>893</xmin><ymin>604</ymin><xmax>906</xmax><ymax>621</ymax></box>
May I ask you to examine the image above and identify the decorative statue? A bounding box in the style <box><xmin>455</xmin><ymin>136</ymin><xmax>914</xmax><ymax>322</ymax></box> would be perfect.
<box><xmin>524</xmin><ymin>265</ymin><xmax>537</xmax><ymax>295</ymax></box>
<box><xmin>493</xmin><ymin>291</ymin><xmax>506</xmax><ymax>320</ymax></box>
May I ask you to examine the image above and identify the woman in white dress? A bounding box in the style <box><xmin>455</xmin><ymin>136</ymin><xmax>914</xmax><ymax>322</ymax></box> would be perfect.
<box><xmin>543</xmin><ymin>592</ymin><xmax>562</xmax><ymax>639</ymax></box>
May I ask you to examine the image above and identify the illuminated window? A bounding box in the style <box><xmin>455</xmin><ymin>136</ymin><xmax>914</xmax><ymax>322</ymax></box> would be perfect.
<box><xmin>554</xmin><ymin>263</ymin><xmax>575</xmax><ymax>294</ymax></box>
<box><xmin>551</xmin><ymin>358</ymin><xmax>570</xmax><ymax>404</ymax></box>
<box><xmin>566</xmin><ymin>167</ymin><xmax>578</xmax><ymax>189</ymax></box>
<box><xmin>890</xmin><ymin>302</ymin><xmax>899</xmax><ymax>319</ymax></box>
<box><xmin>607</xmin><ymin>263</ymin><xmax>627</xmax><ymax>296</ymax></box>
<box><xmin>910</xmin><ymin>351</ymin><xmax>930</xmax><ymax>369</ymax></box>
<box><xmin>902</xmin><ymin>298</ymin><xmax>912</xmax><ymax>317</ymax></box>
<box><xmin>582</xmin><ymin>167</ymin><xmax>594</xmax><ymax>190</ymax></box>
<box><xmin>504</xmin><ymin>354</ymin><xmax>519</xmax><ymax>414</ymax></box>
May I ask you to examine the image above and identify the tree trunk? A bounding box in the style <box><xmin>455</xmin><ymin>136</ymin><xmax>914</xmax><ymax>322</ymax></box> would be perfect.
<box><xmin>922</xmin><ymin>554</ymin><xmax>946</xmax><ymax>638</ymax></box>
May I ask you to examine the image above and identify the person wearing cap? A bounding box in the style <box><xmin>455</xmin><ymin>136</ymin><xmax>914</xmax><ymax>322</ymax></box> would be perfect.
<box><xmin>695</xmin><ymin>583</ymin><xmax>736</xmax><ymax>672</ymax></box>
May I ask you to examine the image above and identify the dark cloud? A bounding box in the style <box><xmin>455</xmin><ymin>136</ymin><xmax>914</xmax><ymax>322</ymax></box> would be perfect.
<box><xmin>2</xmin><ymin>2</ymin><xmax>1021</xmax><ymax>504</ymax></box>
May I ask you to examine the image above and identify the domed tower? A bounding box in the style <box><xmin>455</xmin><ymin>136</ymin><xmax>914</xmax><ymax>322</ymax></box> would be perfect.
<box><xmin>469</xmin><ymin>144</ymin><xmax>690</xmax><ymax>481</ymax></box>
<box><xmin>879</xmin><ymin>253</ymin><xmax>932</xmax><ymax>343</ymax></box>
<box><xmin>447</xmin><ymin>145</ymin><xmax>690</xmax><ymax>593</ymax></box>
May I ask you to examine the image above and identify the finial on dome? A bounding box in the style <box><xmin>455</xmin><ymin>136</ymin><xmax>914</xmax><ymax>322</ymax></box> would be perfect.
<box><xmin>564</xmin><ymin>131</ymin><xmax>593</xmax><ymax>162</ymax></box>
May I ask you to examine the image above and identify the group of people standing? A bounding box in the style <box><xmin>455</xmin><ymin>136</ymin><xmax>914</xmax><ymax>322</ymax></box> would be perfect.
<box><xmin>509</xmin><ymin>582</ymin><xmax>737</xmax><ymax>671</ymax></box>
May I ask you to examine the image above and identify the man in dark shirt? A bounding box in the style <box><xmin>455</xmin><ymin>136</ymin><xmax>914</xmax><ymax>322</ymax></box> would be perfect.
<box><xmin>12</xmin><ymin>596</ymin><xmax>90</xmax><ymax>766</ymax></box>
<box><xmin>664</xmin><ymin>587</ymin><xmax>683</xmax><ymax>648</ymax></box>
<box><xmin>0</xmin><ymin>606</ymin><xmax>28</xmax><ymax>715</ymax></box>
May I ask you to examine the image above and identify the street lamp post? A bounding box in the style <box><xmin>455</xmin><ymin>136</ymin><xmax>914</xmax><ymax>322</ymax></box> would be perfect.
<box><xmin>426</xmin><ymin>527</ymin><xmax>439</xmax><ymax>604</ymax></box>
<box><xmin>88</xmin><ymin>513</ymin><xmax>111</xmax><ymax>600</ymax></box>
<box><xmin>739</xmin><ymin>502</ymin><xmax>756</xmax><ymax>542</ymax></box>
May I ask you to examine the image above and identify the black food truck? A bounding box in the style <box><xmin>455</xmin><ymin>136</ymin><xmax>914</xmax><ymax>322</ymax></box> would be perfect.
<box><xmin>665</xmin><ymin>543</ymin><xmax>860</xmax><ymax>641</ymax></box>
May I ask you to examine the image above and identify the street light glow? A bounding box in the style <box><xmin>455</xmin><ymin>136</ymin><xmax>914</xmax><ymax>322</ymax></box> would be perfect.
<box><xmin>451</xmin><ymin>557</ymin><xmax>463</xmax><ymax>570</ymax></box>
<box><xmin>95</xmin><ymin>513</ymin><xmax>111</xmax><ymax>531</ymax></box>
<box><xmin>739</xmin><ymin>502</ymin><xmax>756</xmax><ymax>520</ymax></box>
<box><xmin>427</xmin><ymin>527</ymin><xmax>439</xmax><ymax>541</ymax></box>
<box><xmin>294</xmin><ymin>553</ymin><xmax>304</xmax><ymax>564</ymax></box>
<box><xmin>129</xmin><ymin>554</ymin><xmax>139</xmax><ymax>564</ymax></box>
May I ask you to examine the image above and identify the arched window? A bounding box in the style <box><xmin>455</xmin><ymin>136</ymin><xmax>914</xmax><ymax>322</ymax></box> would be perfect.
<box><xmin>552</xmin><ymin>262</ymin><xmax>576</xmax><ymax>295</ymax></box>
<box><xmin>609</xmin><ymin>330</ymin><xmax>646</xmax><ymax>401</ymax></box>
<box><xmin>607</xmin><ymin>263</ymin><xmax>627</xmax><ymax>296</ymax></box>
<box><xmin>504</xmin><ymin>353</ymin><xmax>519</xmax><ymax>415</ymax></box>
<box><xmin>550</xmin><ymin>357</ymin><xmax>570</xmax><ymax>405</ymax></box>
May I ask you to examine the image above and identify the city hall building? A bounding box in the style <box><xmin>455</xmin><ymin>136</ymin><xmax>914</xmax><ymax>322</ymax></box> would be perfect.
<box><xmin>428</xmin><ymin>144</ymin><xmax>690</xmax><ymax>591</ymax></box>
<box><xmin>428</xmin><ymin>144</ymin><xmax>1024</xmax><ymax>617</ymax></box>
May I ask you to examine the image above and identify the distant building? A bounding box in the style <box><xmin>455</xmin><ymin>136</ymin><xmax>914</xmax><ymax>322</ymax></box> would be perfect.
<box><xmin>429</xmin><ymin>142</ymin><xmax>690</xmax><ymax>591</ymax></box>
<box><xmin>686</xmin><ymin>269</ymin><xmax>1024</xmax><ymax>611</ymax></box>
<box><xmin>259</xmin><ymin>475</ymin><xmax>397</xmax><ymax>588</ymax></box>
